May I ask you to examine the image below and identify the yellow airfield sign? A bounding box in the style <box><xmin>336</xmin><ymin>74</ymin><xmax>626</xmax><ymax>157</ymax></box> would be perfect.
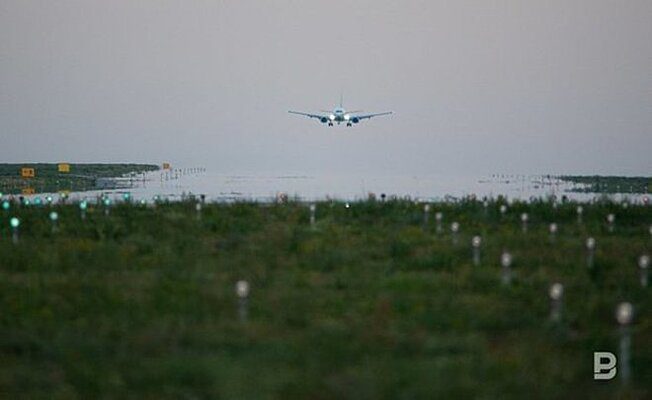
<box><xmin>21</xmin><ymin>168</ymin><xmax>35</xmax><ymax>178</ymax></box>
<box><xmin>58</xmin><ymin>163</ymin><xmax>71</xmax><ymax>173</ymax></box>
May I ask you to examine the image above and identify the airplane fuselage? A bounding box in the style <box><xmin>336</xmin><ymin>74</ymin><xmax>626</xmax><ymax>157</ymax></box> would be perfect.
<box><xmin>326</xmin><ymin>108</ymin><xmax>358</xmax><ymax>126</ymax></box>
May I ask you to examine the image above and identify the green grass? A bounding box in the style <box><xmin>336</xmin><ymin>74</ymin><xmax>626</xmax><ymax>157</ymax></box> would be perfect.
<box><xmin>0</xmin><ymin>198</ymin><xmax>650</xmax><ymax>399</ymax></box>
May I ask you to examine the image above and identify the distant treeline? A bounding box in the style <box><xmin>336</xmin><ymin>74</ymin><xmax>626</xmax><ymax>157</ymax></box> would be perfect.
<box><xmin>0</xmin><ymin>163</ymin><xmax>159</xmax><ymax>195</ymax></box>
<box><xmin>560</xmin><ymin>175</ymin><xmax>651</xmax><ymax>194</ymax></box>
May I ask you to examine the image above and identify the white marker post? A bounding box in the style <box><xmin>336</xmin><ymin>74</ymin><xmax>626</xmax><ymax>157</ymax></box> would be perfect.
<box><xmin>103</xmin><ymin>198</ymin><xmax>111</xmax><ymax>216</ymax></box>
<box><xmin>10</xmin><ymin>217</ymin><xmax>20</xmax><ymax>244</ymax></box>
<box><xmin>195</xmin><ymin>202</ymin><xmax>202</xmax><ymax>221</ymax></box>
<box><xmin>49</xmin><ymin>211</ymin><xmax>59</xmax><ymax>234</ymax></box>
<box><xmin>586</xmin><ymin>237</ymin><xmax>596</xmax><ymax>269</ymax></box>
<box><xmin>606</xmin><ymin>213</ymin><xmax>615</xmax><ymax>233</ymax></box>
<box><xmin>450</xmin><ymin>222</ymin><xmax>460</xmax><ymax>245</ymax></box>
<box><xmin>471</xmin><ymin>235</ymin><xmax>482</xmax><ymax>266</ymax></box>
<box><xmin>501</xmin><ymin>251</ymin><xmax>513</xmax><ymax>285</ymax></box>
<box><xmin>639</xmin><ymin>255</ymin><xmax>649</xmax><ymax>288</ymax></box>
<box><xmin>235</xmin><ymin>280</ymin><xmax>250</xmax><ymax>322</ymax></box>
<box><xmin>549</xmin><ymin>223</ymin><xmax>558</xmax><ymax>244</ymax></box>
<box><xmin>520</xmin><ymin>213</ymin><xmax>529</xmax><ymax>233</ymax></box>
<box><xmin>435</xmin><ymin>212</ymin><xmax>443</xmax><ymax>235</ymax></box>
<box><xmin>499</xmin><ymin>204</ymin><xmax>507</xmax><ymax>219</ymax></box>
<box><xmin>576</xmin><ymin>205</ymin><xmax>583</xmax><ymax>224</ymax></box>
<box><xmin>616</xmin><ymin>302</ymin><xmax>633</xmax><ymax>385</ymax></box>
<box><xmin>549</xmin><ymin>283</ymin><xmax>563</xmax><ymax>322</ymax></box>
<box><xmin>309</xmin><ymin>204</ymin><xmax>316</xmax><ymax>227</ymax></box>
<box><xmin>79</xmin><ymin>201</ymin><xmax>87</xmax><ymax>221</ymax></box>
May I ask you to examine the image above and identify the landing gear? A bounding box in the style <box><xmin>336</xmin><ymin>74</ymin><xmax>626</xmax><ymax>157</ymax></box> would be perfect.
<box><xmin>328</xmin><ymin>122</ymin><xmax>333</xmax><ymax>126</ymax></box>
<box><xmin>346</xmin><ymin>123</ymin><xmax>352</xmax><ymax>127</ymax></box>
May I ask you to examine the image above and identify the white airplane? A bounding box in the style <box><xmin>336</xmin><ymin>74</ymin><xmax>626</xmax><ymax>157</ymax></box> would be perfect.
<box><xmin>289</xmin><ymin>97</ymin><xmax>392</xmax><ymax>127</ymax></box>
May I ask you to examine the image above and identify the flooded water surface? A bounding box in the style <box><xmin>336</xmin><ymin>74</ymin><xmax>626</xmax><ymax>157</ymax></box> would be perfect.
<box><xmin>41</xmin><ymin>169</ymin><xmax>648</xmax><ymax>203</ymax></box>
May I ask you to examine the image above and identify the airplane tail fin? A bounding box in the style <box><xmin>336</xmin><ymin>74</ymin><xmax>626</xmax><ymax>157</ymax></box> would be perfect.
<box><xmin>339</xmin><ymin>93</ymin><xmax>343</xmax><ymax>108</ymax></box>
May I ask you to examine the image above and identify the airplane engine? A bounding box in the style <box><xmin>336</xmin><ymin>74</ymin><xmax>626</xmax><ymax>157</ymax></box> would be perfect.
<box><xmin>351</xmin><ymin>117</ymin><xmax>360</xmax><ymax>124</ymax></box>
<box><xmin>320</xmin><ymin>117</ymin><xmax>328</xmax><ymax>123</ymax></box>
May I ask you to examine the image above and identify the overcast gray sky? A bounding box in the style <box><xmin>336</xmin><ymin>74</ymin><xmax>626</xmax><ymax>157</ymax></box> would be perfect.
<box><xmin>1</xmin><ymin>1</ymin><xmax>651</xmax><ymax>176</ymax></box>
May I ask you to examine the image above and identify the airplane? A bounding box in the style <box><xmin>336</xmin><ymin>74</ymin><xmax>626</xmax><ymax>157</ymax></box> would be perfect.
<box><xmin>288</xmin><ymin>96</ymin><xmax>392</xmax><ymax>127</ymax></box>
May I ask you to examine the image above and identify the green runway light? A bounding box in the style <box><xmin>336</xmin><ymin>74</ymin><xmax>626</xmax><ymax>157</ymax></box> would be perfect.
<box><xmin>49</xmin><ymin>211</ymin><xmax>59</xmax><ymax>221</ymax></box>
<box><xmin>46</xmin><ymin>196</ymin><xmax>53</xmax><ymax>203</ymax></box>
<box><xmin>2</xmin><ymin>201</ymin><xmax>9</xmax><ymax>210</ymax></box>
<box><xmin>79</xmin><ymin>201</ymin><xmax>88</xmax><ymax>210</ymax></box>
<box><xmin>10</xmin><ymin>217</ymin><xmax>20</xmax><ymax>229</ymax></box>
<box><xmin>104</xmin><ymin>198</ymin><xmax>111</xmax><ymax>206</ymax></box>
<box><xmin>34</xmin><ymin>197</ymin><xmax>42</xmax><ymax>205</ymax></box>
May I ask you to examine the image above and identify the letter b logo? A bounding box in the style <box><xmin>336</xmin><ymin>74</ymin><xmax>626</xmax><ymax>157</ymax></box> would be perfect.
<box><xmin>594</xmin><ymin>352</ymin><xmax>617</xmax><ymax>380</ymax></box>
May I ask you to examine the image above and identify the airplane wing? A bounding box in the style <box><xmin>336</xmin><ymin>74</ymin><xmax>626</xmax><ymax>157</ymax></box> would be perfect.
<box><xmin>353</xmin><ymin>111</ymin><xmax>393</xmax><ymax>120</ymax></box>
<box><xmin>288</xmin><ymin>110</ymin><xmax>328</xmax><ymax>120</ymax></box>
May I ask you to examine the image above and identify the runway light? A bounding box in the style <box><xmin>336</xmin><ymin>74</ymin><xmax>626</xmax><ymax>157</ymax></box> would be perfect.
<box><xmin>616</xmin><ymin>302</ymin><xmax>633</xmax><ymax>326</ymax></box>
<box><xmin>472</xmin><ymin>235</ymin><xmax>482</xmax><ymax>248</ymax></box>
<box><xmin>501</xmin><ymin>252</ymin><xmax>513</xmax><ymax>268</ymax></box>
<box><xmin>49</xmin><ymin>211</ymin><xmax>58</xmax><ymax>222</ymax></box>
<box><xmin>520</xmin><ymin>213</ymin><xmax>528</xmax><ymax>223</ymax></box>
<box><xmin>235</xmin><ymin>280</ymin><xmax>250</xmax><ymax>299</ymax></box>
<box><xmin>549</xmin><ymin>283</ymin><xmax>564</xmax><ymax>301</ymax></box>
<box><xmin>450</xmin><ymin>222</ymin><xmax>460</xmax><ymax>233</ymax></box>
<box><xmin>2</xmin><ymin>201</ymin><xmax>9</xmax><ymax>210</ymax></box>
<box><xmin>549</xmin><ymin>223</ymin><xmax>558</xmax><ymax>234</ymax></box>
<box><xmin>10</xmin><ymin>217</ymin><xmax>20</xmax><ymax>229</ymax></box>
<box><xmin>586</xmin><ymin>237</ymin><xmax>596</xmax><ymax>251</ymax></box>
<box><xmin>607</xmin><ymin>213</ymin><xmax>615</xmax><ymax>224</ymax></box>
<box><xmin>639</xmin><ymin>255</ymin><xmax>650</xmax><ymax>270</ymax></box>
<box><xmin>499</xmin><ymin>205</ymin><xmax>507</xmax><ymax>214</ymax></box>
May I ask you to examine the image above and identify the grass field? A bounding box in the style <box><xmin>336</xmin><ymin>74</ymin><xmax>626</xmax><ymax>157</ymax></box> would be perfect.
<box><xmin>0</xmin><ymin>198</ymin><xmax>650</xmax><ymax>398</ymax></box>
